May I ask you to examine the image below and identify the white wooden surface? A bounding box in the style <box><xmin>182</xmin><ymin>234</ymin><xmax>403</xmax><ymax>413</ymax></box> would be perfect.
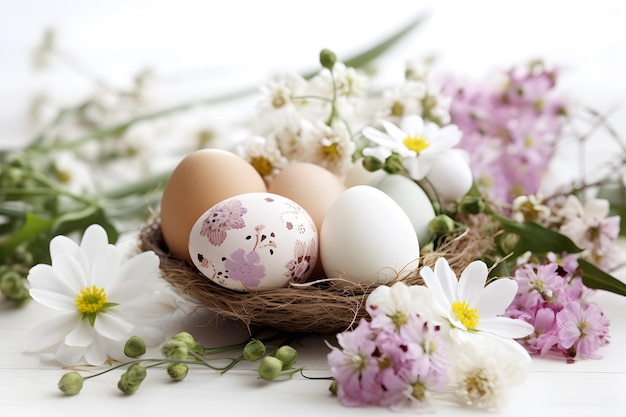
<box><xmin>1</xmin><ymin>1</ymin><xmax>625</xmax><ymax>415</ymax></box>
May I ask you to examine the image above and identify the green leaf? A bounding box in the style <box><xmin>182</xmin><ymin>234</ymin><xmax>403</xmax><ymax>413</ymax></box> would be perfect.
<box><xmin>578</xmin><ymin>258</ymin><xmax>626</xmax><ymax>297</ymax></box>
<box><xmin>0</xmin><ymin>212</ymin><xmax>54</xmax><ymax>258</ymax></box>
<box><xmin>493</xmin><ymin>213</ymin><xmax>582</xmax><ymax>257</ymax></box>
<box><xmin>53</xmin><ymin>206</ymin><xmax>119</xmax><ymax>244</ymax></box>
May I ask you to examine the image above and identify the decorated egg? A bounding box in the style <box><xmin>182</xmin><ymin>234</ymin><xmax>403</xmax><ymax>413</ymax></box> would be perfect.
<box><xmin>188</xmin><ymin>192</ymin><xmax>318</xmax><ymax>292</ymax></box>
<box><xmin>373</xmin><ymin>174</ymin><xmax>436</xmax><ymax>245</ymax></box>
<box><xmin>160</xmin><ymin>149</ymin><xmax>267</xmax><ymax>261</ymax></box>
<box><xmin>319</xmin><ymin>185</ymin><xmax>420</xmax><ymax>285</ymax></box>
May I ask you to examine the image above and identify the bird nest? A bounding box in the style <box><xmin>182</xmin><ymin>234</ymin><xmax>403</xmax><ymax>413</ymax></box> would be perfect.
<box><xmin>139</xmin><ymin>214</ymin><xmax>496</xmax><ymax>335</ymax></box>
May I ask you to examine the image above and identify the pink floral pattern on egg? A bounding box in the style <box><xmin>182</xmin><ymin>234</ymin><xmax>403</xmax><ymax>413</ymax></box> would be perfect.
<box><xmin>200</xmin><ymin>198</ymin><xmax>247</xmax><ymax>246</ymax></box>
<box><xmin>189</xmin><ymin>192</ymin><xmax>318</xmax><ymax>292</ymax></box>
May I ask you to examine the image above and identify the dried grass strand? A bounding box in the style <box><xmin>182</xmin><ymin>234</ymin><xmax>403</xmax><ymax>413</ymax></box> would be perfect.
<box><xmin>139</xmin><ymin>213</ymin><xmax>496</xmax><ymax>335</ymax></box>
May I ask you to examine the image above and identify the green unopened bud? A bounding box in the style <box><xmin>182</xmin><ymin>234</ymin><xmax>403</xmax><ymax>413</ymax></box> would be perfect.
<box><xmin>124</xmin><ymin>336</ymin><xmax>146</xmax><ymax>358</ymax></box>
<box><xmin>172</xmin><ymin>331</ymin><xmax>203</xmax><ymax>355</ymax></box>
<box><xmin>428</xmin><ymin>214</ymin><xmax>456</xmax><ymax>236</ymax></box>
<box><xmin>58</xmin><ymin>371</ymin><xmax>84</xmax><ymax>396</ymax></box>
<box><xmin>458</xmin><ymin>195</ymin><xmax>486</xmax><ymax>215</ymax></box>
<box><xmin>161</xmin><ymin>339</ymin><xmax>189</xmax><ymax>360</ymax></box>
<box><xmin>258</xmin><ymin>356</ymin><xmax>284</xmax><ymax>381</ymax></box>
<box><xmin>0</xmin><ymin>270</ymin><xmax>30</xmax><ymax>304</ymax></box>
<box><xmin>383</xmin><ymin>153</ymin><xmax>404</xmax><ymax>174</ymax></box>
<box><xmin>243</xmin><ymin>339</ymin><xmax>266</xmax><ymax>362</ymax></box>
<box><xmin>274</xmin><ymin>345</ymin><xmax>297</xmax><ymax>370</ymax></box>
<box><xmin>167</xmin><ymin>363</ymin><xmax>189</xmax><ymax>381</ymax></box>
<box><xmin>329</xmin><ymin>380</ymin><xmax>338</xmax><ymax>396</ymax></box>
<box><xmin>118</xmin><ymin>363</ymin><xmax>147</xmax><ymax>395</ymax></box>
<box><xmin>361</xmin><ymin>156</ymin><xmax>383</xmax><ymax>172</ymax></box>
<box><xmin>319</xmin><ymin>48</ymin><xmax>336</xmax><ymax>71</ymax></box>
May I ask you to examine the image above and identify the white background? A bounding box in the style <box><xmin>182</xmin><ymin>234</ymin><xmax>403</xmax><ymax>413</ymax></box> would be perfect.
<box><xmin>1</xmin><ymin>1</ymin><xmax>625</xmax><ymax>416</ymax></box>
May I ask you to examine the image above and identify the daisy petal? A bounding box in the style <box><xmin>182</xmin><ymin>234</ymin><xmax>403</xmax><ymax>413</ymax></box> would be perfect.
<box><xmin>94</xmin><ymin>312</ymin><xmax>134</xmax><ymax>341</ymax></box>
<box><xmin>29</xmin><ymin>288</ymin><xmax>75</xmax><ymax>311</ymax></box>
<box><xmin>52</xmin><ymin>254</ymin><xmax>88</xmax><ymax>294</ymax></box>
<box><xmin>479</xmin><ymin>316</ymin><xmax>535</xmax><ymax>339</ymax></box>
<box><xmin>108</xmin><ymin>251</ymin><xmax>159</xmax><ymax>301</ymax></box>
<box><xmin>65</xmin><ymin>320</ymin><xmax>96</xmax><ymax>347</ymax></box>
<box><xmin>91</xmin><ymin>244</ymin><xmax>121</xmax><ymax>289</ymax></box>
<box><xmin>84</xmin><ymin>340</ymin><xmax>109</xmax><ymax>366</ymax></box>
<box><xmin>362</xmin><ymin>126</ymin><xmax>400</xmax><ymax>148</ymax></box>
<box><xmin>476</xmin><ymin>278</ymin><xmax>518</xmax><ymax>317</ymax></box>
<box><xmin>56</xmin><ymin>343</ymin><xmax>86</xmax><ymax>366</ymax></box>
<box><xmin>23</xmin><ymin>313</ymin><xmax>78</xmax><ymax>351</ymax></box>
<box><xmin>458</xmin><ymin>260</ymin><xmax>488</xmax><ymax>306</ymax></box>
<box><xmin>80</xmin><ymin>224</ymin><xmax>109</xmax><ymax>267</ymax></box>
<box><xmin>381</xmin><ymin>119</ymin><xmax>410</xmax><ymax>142</ymax></box>
<box><xmin>400</xmin><ymin>114</ymin><xmax>424</xmax><ymax>134</ymax></box>
<box><xmin>50</xmin><ymin>235</ymin><xmax>80</xmax><ymax>261</ymax></box>
<box><xmin>27</xmin><ymin>264</ymin><xmax>73</xmax><ymax>294</ymax></box>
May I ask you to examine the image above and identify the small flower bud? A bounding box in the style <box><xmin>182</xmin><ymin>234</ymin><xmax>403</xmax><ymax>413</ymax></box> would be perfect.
<box><xmin>319</xmin><ymin>48</ymin><xmax>336</xmax><ymax>71</ymax></box>
<box><xmin>124</xmin><ymin>336</ymin><xmax>146</xmax><ymax>358</ymax></box>
<box><xmin>167</xmin><ymin>363</ymin><xmax>189</xmax><ymax>381</ymax></box>
<box><xmin>459</xmin><ymin>195</ymin><xmax>486</xmax><ymax>215</ymax></box>
<box><xmin>361</xmin><ymin>156</ymin><xmax>383</xmax><ymax>172</ymax></box>
<box><xmin>0</xmin><ymin>270</ymin><xmax>30</xmax><ymax>304</ymax></box>
<box><xmin>58</xmin><ymin>372</ymin><xmax>84</xmax><ymax>396</ymax></box>
<box><xmin>428</xmin><ymin>214</ymin><xmax>456</xmax><ymax>236</ymax></box>
<box><xmin>243</xmin><ymin>339</ymin><xmax>266</xmax><ymax>362</ymax></box>
<box><xmin>274</xmin><ymin>345</ymin><xmax>297</xmax><ymax>370</ymax></box>
<box><xmin>118</xmin><ymin>363</ymin><xmax>147</xmax><ymax>395</ymax></box>
<box><xmin>161</xmin><ymin>339</ymin><xmax>189</xmax><ymax>360</ymax></box>
<box><xmin>383</xmin><ymin>153</ymin><xmax>404</xmax><ymax>174</ymax></box>
<box><xmin>258</xmin><ymin>356</ymin><xmax>284</xmax><ymax>381</ymax></box>
<box><xmin>329</xmin><ymin>380</ymin><xmax>338</xmax><ymax>396</ymax></box>
<box><xmin>172</xmin><ymin>331</ymin><xmax>203</xmax><ymax>355</ymax></box>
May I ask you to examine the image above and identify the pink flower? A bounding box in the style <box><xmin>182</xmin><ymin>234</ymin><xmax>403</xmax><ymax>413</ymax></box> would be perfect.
<box><xmin>200</xmin><ymin>198</ymin><xmax>248</xmax><ymax>246</ymax></box>
<box><xmin>223</xmin><ymin>249</ymin><xmax>265</xmax><ymax>288</ymax></box>
<box><xmin>556</xmin><ymin>302</ymin><xmax>610</xmax><ymax>361</ymax></box>
<box><xmin>284</xmin><ymin>238</ymin><xmax>317</xmax><ymax>283</ymax></box>
<box><xmin>327</xmin><ymin>319</ymin><xmax>384</xmax><ymax>406</ymax></box>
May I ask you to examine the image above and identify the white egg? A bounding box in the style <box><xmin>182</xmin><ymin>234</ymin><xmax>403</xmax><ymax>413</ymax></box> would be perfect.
<box><xmin>188</xmin><ymin>192</ymin><xmax>318</xmax><ymax>292</ymax></box>
<box><xmin>344</xmin><ymin>160</ymin><xmax>386</xmax><ymax>188</ymax></box>
<box><xmin>373</xmin><ymin>174</ymin><xmax>435</xmax><ymax>245</ymax></box>
<box><xmin>320</xmin><ymin>185</ymin><xmax>420</xmax><ymax>285</ymax></box>
<box><xmin>426</xmin><ymin>149</ymin><xmax>473</xmax><ymax>202</ymax></box>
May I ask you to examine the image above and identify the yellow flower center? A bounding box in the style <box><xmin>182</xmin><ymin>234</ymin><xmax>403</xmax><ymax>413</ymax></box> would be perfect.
<box><xmin>411</xmin><ymin>381</ymin><xmax>427</xmax><ymax>401</ymax></box>
<box><xmin>389</xmin><ymin>311</ymin><xmax>408</xmax><ymax>329</ymax></box>
<box><xmin>322</xmin><ymin>142</ymin><xmax>340</xmax><ymax>158</ymax></box>
<box><xmin>249</xmin><ymin>156</ymin><xmax>274</xmax><ymax>177</ymax></box>
<box><xmin>403</xmin><ymin>135</ymin><xmax>430</xmax><ymax>153</ymax></box>
<box><xmin>451</xmin><ymin>301</ymin><xmax>480</xmax><ymax>330</ymax></box>
<box><xmin>75</xmin><ymin>285</ymin><xmax>108</xmax><ymax>314</ymax></box>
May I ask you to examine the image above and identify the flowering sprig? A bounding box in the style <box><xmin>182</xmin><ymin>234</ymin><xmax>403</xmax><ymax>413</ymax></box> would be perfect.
<box><xmin>57</xmin><ymin>332</ymin><xmax>305</xmax><ymax>396</ymax></box>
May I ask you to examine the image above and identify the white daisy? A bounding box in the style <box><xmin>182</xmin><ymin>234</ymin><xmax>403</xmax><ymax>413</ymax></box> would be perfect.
<box><xmin>445</xmin><ymin>334</ymin><xmax>528</xmax><ymax>410</ymax></box>
<box><xmin>301</xmin><ymin>121</ymin><xmax>355</xmax><ymax>179</ymax></box>
<box><xmin>235</xmin><ymin>135</ymin><xmax>288</xmax><ymax>181</ymax></box>
<box><xmin>365</xmin><ymin>281</ymin><xmax>436</xmax><ymax>332</ymax></box>
<box><xmin>24</xmin><ymin>224</ymin><xmax>179</xmax><ymax>366</ymax></box>
<box><xmin>419</xmin><ymin>258</ymin><xmax>534</xmax><ymax>358</ymax></box>
<box><xmin>361</xmin><ymin>115</ymin><xmax>462</xmax><ymax>180</ymax></box>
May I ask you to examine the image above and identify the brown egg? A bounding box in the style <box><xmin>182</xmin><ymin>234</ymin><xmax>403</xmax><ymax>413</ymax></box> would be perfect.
<box><xmin>267</xmin><ymin>162</ymin><xmax>346</xmax><ymax>279</ymax></box>
<box><xmin>160</xmin><ymin>149</ymin><xmax>267</xmax><ymax>261</ymax></box>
